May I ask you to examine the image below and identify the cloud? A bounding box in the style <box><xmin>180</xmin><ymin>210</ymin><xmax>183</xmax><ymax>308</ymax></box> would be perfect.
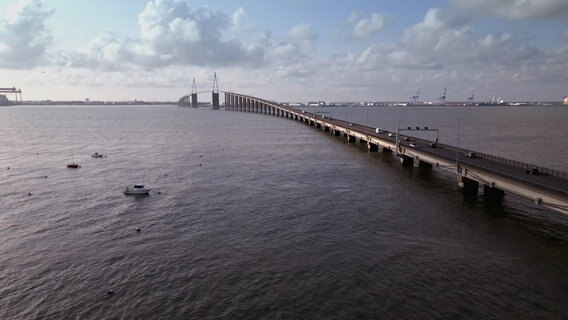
<box><xmin>63</xmin><ymin>0</ymin><xmax>266</xmax><ymax>70</ymax></box>
<box><xmin>450</xmin><ymin>0</ymin><xmax>568</xmax><ymax>20</ymax></box>
<box><xmin>0</xmin><ymin>0</ymin><xmax>54</xmax><ymax>69</ymax></box>
<box><xmin>136</xmin><ymin>0</ymin><xmax>264</xmax><ymax>67</ymax></box>
<box><xmin>354</xmin><ymin>8</ymin><xmax>545</xmax><ymax>72</ymax></box>
<box><xmin>289</xmin><ymin>23</ymin><xmax>317</xmax><ymax>44</ymax></box>
<box><xmin>333</xmin><ymin>6</ymin><xmax>568</xmax><ymax>101</ymax></box>
<box><xmin>352</xmin><ymin>12</ymin><xmax>388</xmax><ymax>39</ymax></box>
<box><xmin>232</xmin><ymin>7</ymin><xmax>245</xmax><ymax>25</ymax></box>
<box><xmin>289</xmin><ymin>23</ymin><xmax>317</xmax><ymax>54</ymax></box>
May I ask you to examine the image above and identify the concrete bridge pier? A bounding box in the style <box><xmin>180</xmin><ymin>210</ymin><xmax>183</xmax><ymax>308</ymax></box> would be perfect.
<box><xmin>458</xmin><ymin>176</ymin><xmax>479</xmax><ymax>196</ymax></box>
<box><xmin>383</xmin><ymin>147</ymin><xmax>392</xmax><ymax>153</ymax></box>
<box><xmin>483</xmin><ymin>184</ymin><xmax>505</xmax><ymax>201</ymax></box>
<box><xmin>346</xmin><ymin>134</ymin><xmax>356</xmax><ymax>143</ymax></box>
<box><xmin>323</xmin><ymin>125</ymin><xmax>330</xmax><ymax>132</ymax></box>
<box><xmin>418</xmin><ymin>160</ymin><xmax>433</xmax><ymax>168</ymax></box>
<box><xmin>212</xmin><ymin>92</ymin><xmax>219</xmax><ymax>109</ymax></box>
<box><xmin>191</xmin><ymin>93</ymin><xmax>198</xmax><ymax>107</ymax></box>
<box><xmin>333</xmin><ymin>129</ymin><xmax>341</xmax><ymax>136</ymax></box>
<box><xmin>368</xmin><ymin>142</ymin><xmax>378</xmax><ymax>152</ymax></box>
<box><xmin>400</xmin><ymin>155</ymin><xmax>414</xmax><ymax>167</ymax></box>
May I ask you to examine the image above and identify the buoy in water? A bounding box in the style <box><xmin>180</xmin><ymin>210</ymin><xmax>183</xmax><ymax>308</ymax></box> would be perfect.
<box><xmin>28</xmin><ymin>192</ymin><xmax>32</xmax><ymax>196</ymax></box>
<box><xmin>136</xmin><ymin>227</ymin><xmax>141</xmax><ymax>232</ymax></box>
<box><xmin>107</xmin><ymin>289</ymin><xmax>114</xmax><ymax>295</ymax></box>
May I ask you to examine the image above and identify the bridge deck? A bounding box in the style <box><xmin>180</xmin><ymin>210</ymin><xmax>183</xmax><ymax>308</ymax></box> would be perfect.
<box><xmin>220</xmin><ymin>92</ymin><xmax>568</xmax><ymax>214</ymax></box>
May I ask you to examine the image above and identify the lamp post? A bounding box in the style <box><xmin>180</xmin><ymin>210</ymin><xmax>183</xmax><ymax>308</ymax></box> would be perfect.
<box><xmin>456</xmin><ymin>119</ymin><xmax>461</xmax><ymax>173</ymax></box>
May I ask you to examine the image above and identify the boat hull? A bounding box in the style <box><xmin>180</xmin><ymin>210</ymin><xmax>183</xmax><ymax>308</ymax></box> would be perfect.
<box><xmin>123</xmin><ymin>189</ymin><xmax>151</xmax><ymax>195</ymax></box>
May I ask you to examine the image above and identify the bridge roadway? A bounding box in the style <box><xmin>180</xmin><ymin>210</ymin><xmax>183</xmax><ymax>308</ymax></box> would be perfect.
<box><xmin>222</xmin><ymin>92</ymin><xmax>568</xmax><ymax>215</ymax></box>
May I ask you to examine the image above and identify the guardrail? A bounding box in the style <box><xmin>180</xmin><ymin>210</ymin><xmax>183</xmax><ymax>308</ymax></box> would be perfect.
<box><xmin>437</xmin><ymin>143</ymin><xmax>567</xmax><ymax>180</ymax></box>
<box><xmin>229</xmin><ymin>95</ymin><xmax>568</xmax><ymax>181</ymax></box>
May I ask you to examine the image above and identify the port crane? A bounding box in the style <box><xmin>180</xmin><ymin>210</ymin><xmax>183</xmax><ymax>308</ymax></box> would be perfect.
<box><xmin>437</xmin><ymin>88</ymin><xmax>447</xmax><ymax>105</ymax></box>
<box><xmin>411</xmin><ymin>88</ymin><xmax>420</xmax><ymax>104</ymax></box>
<box><xmin>467</xmin><ymin>90</ymin><xmax>475</xmax><ymax>105</ymax></box>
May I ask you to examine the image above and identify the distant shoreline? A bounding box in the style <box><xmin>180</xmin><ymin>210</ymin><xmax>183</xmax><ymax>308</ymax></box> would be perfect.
<box><xmin>6</xmin><ymin>101</ymin><xmax>178</xmax><ymax>106</ymax></box>
<box><xmin>2</xmin><ymin>100</ymin><xmax>565</xmax><ymax>107</ymax></box>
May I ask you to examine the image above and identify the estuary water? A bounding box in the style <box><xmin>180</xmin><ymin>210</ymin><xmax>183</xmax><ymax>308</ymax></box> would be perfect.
<box><xmin>0</xmin><ymin>105</ymin><xmax>567</xmax><ymax>319</ymax></box>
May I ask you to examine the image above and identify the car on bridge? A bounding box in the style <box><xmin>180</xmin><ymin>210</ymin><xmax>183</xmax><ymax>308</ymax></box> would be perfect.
<box><xmin>525</xmin><ymin>168</ymin><xmax>540</xmax><ymax>175</ymax></box>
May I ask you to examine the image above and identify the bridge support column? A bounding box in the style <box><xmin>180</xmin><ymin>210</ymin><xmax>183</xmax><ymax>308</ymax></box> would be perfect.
<box><xmin>418</xmin><ymin>160</ymin><xmax>433</xmax><ymax>168</ymax></box>
<box><xmin>347</xmin><ymin>134</ymin><xmax>356</xmax><ymax>143</ymax></box>
<box><xmin>400</xmin><ymin>155</ymin><xmax>414</xmax><ymax>167</ymax></box>
<box><xmin>212</xmin><ymin>92</ymin><xmax>219</xmax><ymax>109</ymax></box>
<box><xmin>483</xmin><ymin>184</ymin><xmax>504</xmax><ymax>201</ymax></box>
<box><xmin>191</xmin><ymin>93</ymin><xmax>198</xmax><ymax>107</ymax></box>
<box><xmin>323</xmin><ymin>125</ymin><xmax>329</xmax><ymax>132</ymax></box>
<box><xmin>368</xmin><ymin>142</ymin><xmax>378</xmax><ymax>152</ymax></box>
<box><xmin>333</xmin><ymin>129</ymin><xmax>341</xmax><ymax>136</ymax></box>
<box><xmin>458</xmin><ymin>176</ymin><xmax>479</xmax><ymax>196</ymax></box>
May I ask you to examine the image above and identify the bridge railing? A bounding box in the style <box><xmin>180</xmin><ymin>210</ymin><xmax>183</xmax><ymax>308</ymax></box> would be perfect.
<box><xmin>225</xmin><ymin>93</ymin><xmax>568</xmax><ymax>181</ymax></box>
<box><xmin>436</xmin><ymin>142</ymin><xmax>567</xmax><ymax>180</ymax></box>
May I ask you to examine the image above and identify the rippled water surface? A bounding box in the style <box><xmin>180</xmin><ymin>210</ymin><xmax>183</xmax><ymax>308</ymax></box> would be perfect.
<box><xmin>1</xmin><ymin>105</ymin><xmax>567</xmax><ymax>319</ymax></box>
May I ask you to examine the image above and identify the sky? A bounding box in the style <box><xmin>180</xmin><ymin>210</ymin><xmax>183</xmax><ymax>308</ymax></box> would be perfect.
<box><xmin>0</xmin><ymin>0</ymin><xmax>567</xmax><ymax>102</ymax></box>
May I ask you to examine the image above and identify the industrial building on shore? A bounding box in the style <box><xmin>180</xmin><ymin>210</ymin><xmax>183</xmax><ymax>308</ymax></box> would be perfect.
<box><xmin>0</xmin><ymin>94</ymin><xmax>9</xmax><ymax>105</ymax></box>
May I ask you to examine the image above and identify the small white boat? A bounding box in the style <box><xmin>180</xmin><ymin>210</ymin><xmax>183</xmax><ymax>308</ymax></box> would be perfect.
<box><xmin>124</xmin><ymin>184</ymin><xmax>151</xmax><ymax>195</ymax></box>
<box><xmin>91</xmin><ymin>152</ymin><xmax>104</xmax><ymax>158</ymax></box>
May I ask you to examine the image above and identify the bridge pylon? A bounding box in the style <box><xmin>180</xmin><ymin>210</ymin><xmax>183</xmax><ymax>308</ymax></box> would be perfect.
<box><xmin>211</xmin><ymin>72</ymin><xmax>219</xmax><ymax>109</ymax></box>
<box><xmin>191</xmin><ymin>78</ymin><xmax>198</xmax><ymax>107</ymax></box>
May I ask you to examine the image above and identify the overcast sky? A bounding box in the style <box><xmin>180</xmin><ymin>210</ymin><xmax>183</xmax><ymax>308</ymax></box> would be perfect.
<box><xmin>0</xmin><ymin>0</ymin><xmax>567</xmax><ymax>102</ymax></box>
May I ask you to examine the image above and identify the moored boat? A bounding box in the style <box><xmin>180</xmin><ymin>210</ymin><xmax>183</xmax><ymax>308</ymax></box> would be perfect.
<box><xmin>124</xmin><ymin>184</ymin><xmax>151</xmax><ymax>195</ymax></box>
